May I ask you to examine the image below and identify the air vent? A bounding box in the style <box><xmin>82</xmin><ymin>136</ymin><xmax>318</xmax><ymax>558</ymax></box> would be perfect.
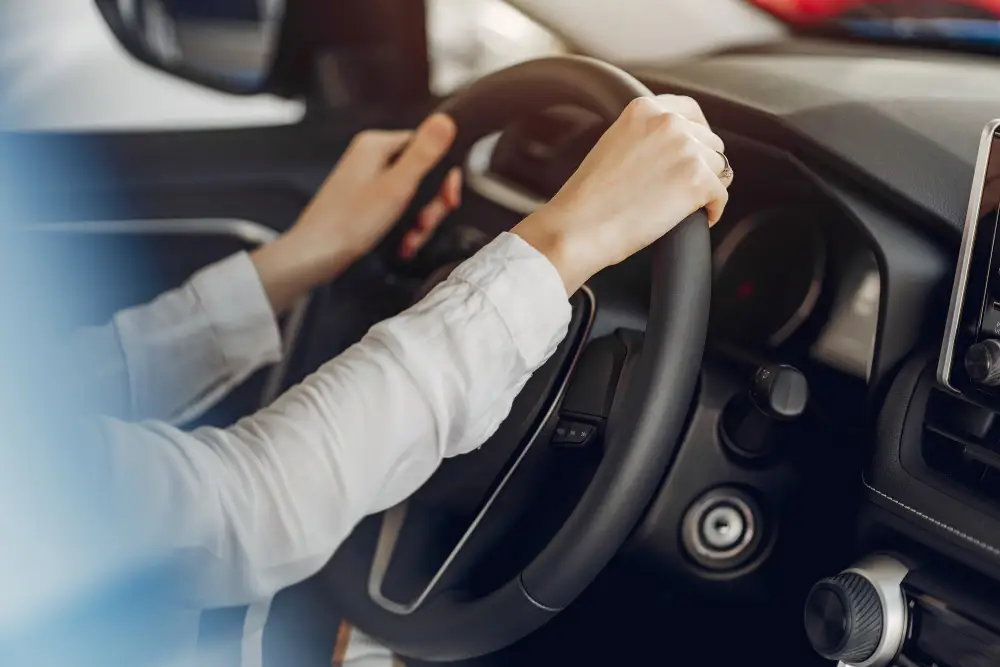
<box><xmin>922</xmin><ymin>388</ymin><xmax>1000</xmax><ymax>504</ymax></box>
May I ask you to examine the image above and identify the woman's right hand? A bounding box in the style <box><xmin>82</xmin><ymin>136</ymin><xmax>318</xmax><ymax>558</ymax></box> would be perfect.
<box><xmin>513</xmin><ymin>94</ymin><xmax>733</xmax><ymax>295</ymax></box>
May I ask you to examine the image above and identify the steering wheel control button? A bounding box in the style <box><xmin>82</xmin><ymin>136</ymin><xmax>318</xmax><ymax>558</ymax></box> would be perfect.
<box><xmin>552</xmin><ymin>420</ymin><xmax>595</xmax><ymax>447</ymax></box>
<box><xmin>751</xmin><ymin>364</ymin><xmax>809</xmax><ymax>420</ymax></box>
<box><xmin>805</xmin><ymin>573</ymin><xmax>883</xmax><ymax>664</ymax></box>
<box><xmin>722</xmin><ymin>364</ymin><xmax>810</xmax><ymax>460</ymax></box>
<box><xmin>681</xmin><ymin>487</ymin><xmax>762</xmax><ymax>572</ymax></box>
<box><xmin>965</xmin><ymin>338</ymin><xmax>1000</xmax><ymax>386</ymax></box>
<box><xmin>804</xmin><ymin>555</ymin><xmax>910</xmax><ymax>667</ymax></box>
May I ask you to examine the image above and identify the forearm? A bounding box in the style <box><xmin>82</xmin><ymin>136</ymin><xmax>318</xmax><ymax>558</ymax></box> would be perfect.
<box><xmin>99</xmin><ymin>233</ymin><xmax>571</xmax><ymax>605</ymax></box>
<box><xmin>249</xmin><ymin>227</ymin><xmax>357</xmax><ymax>314</ymax></box>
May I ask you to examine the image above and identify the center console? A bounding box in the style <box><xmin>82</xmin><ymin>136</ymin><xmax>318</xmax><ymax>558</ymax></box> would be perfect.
<box><xmin>802</xmin><ymin>121</ymin><xmax>1000</xmax><ymax>667</ymax></box>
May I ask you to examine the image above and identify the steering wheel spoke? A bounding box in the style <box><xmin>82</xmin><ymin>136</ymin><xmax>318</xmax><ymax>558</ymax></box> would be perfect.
<box><xmin>364</xmin><ymin>288</ymin><xmax>596</xmax><ymax>616</ymax></box>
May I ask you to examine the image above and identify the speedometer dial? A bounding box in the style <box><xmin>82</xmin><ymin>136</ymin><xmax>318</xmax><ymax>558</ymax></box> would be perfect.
<box><xmin>712</xmin><ymin>211</ymin><xmax>826</xmax><ymax>348</ymax></box>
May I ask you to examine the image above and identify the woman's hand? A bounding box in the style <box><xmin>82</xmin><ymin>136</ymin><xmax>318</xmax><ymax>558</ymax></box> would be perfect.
<box><xmin>513</xmin><ymin>95</ymin><xmax>732</xmax><ymax>295</ymax></box>
<box><xmin>252</xmin><ymin>114</ymin><xmax>462</xmax><ymax>312</ymax></box>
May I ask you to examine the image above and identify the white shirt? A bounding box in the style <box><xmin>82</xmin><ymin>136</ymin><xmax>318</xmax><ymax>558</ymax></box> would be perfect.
<box><xmin>61</xmin><ymin>231</ymin><xmax>570</xmax><ymax>664</ymax></box>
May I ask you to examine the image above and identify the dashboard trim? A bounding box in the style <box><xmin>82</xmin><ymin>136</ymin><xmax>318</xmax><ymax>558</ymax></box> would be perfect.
<box><xmin>937</xmin><ymin>119</ymin><xmax>1000</xmax><ymax>392</ymax></box>
<box><xmin>862</xmin><ymin>476</ymin><xmax>1000</xmax><ymax>558</ymax></box>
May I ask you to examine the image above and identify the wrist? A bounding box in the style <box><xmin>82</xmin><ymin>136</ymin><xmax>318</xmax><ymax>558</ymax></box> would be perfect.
<box><xmin>512</xmin><ymin>207</ymin><xmax>598</xmax><ymax>295</ymax></box>
<box><xmin>251</xmin><ymin>229</ymin><xmax>357</xmax><ymax>313</ymax></box>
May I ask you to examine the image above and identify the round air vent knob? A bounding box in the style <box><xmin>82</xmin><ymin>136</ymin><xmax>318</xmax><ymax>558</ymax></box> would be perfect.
<box><xmin>805</xmin><ymin>573</ymin><xmax>883</xmax><ymax>664</ymax></box>
<box><xmin>803</xmin><ymin>555</ymin><xmax>909</xmax><ymax>667</ymax></box>
<box><xmin>965</xmin><ymin>338</ymin><xmax>1000</xmax><ymax>386</ymax></box>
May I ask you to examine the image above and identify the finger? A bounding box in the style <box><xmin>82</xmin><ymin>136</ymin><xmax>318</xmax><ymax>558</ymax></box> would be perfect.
<box><xmin>441</xmin><ymin>167</ymin><xmax>463</xmax><ymax>210</ymax></box>
<box><xmin>700</xmin><ymin>161</ymin><xmax>731</xmax><ymax>227</ymax></box>
<box><xmin>694</xmin><ymin>139</ymin><xmax>727</xmax><ymax>179</ymax></box>
<box><xmin>345</xmin><ymin>129</ymin><xmax>414</xmax><ymax>170</ymax></box>
<box><xmin>652</xmin><ymin>94</ymin><xmax>709</xmax><ymax>127</ymax></box>
<box><xmin>389</xmin><ymin>113</ymin><xmax>458</xmax><ymax>185</ymax></box>
<box><xmin>400</xmin><ymin>198</ymin><xmax>450</xmax><ymax>259</ymax></box>
<box><xmin>685</xmin><ymin>119</ymin><xmax>725</xmax><ymax>154</ymax></box>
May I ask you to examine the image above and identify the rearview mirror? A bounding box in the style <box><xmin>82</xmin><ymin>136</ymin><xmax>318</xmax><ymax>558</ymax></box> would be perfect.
<box><xmin>95</xmin><ymin>0</ymin><xmax>285</xmax><ymax>94</ymax></box>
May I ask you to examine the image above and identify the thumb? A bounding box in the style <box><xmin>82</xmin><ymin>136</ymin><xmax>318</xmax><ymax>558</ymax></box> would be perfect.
<box><xmin>387</xmin><ymin>114</ymin><xmax>457</xmax><ymax>186</ymax></box>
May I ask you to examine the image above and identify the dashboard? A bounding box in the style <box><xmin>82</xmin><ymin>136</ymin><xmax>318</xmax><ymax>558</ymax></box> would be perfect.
<box><xmin>23</xmin><ymin>35</ymin><xmax>1000</xmax><ymax>666</ymax></box>
<box><xmin>462</xmin><ymin>38</ymin><xmax>1000</xmax><ymax>666</ymax></box>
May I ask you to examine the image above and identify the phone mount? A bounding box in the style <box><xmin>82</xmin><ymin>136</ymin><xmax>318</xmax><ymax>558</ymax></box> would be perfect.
<box><xmin>939</xmin><ymin>119</ymin><xmax>1000</xmax><ymax>407</ymax></box>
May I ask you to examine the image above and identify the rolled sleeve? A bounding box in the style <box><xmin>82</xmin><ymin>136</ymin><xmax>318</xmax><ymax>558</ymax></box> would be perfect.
<box><xmin>91</xmin><ymin>233</ymin><xmax>574</xmax><ymax>608</ymax></box>
<box><xmin>113</xmin><ymin>251</ymin><xmax>282</xmax><ymax>423</ymax></box>
<box><xmin>450</xmin><ymin>232</ymin><xmax>572</xmax><ymax>369</ymax></box>
<box><xmin>188</xmin><ymin>252</ymin><xmax>283</xmax><ymax>377</ymax></box>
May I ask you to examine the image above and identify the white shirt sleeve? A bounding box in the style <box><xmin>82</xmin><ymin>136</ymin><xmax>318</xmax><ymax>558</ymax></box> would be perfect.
<box><xmin>66</xmin><ymin>252</ymin><xmax>283</xmax><ymax>423</ymax></box>
<box><xmin>97</xmin><ymin>231</ymin><xmax>572</xmax><ymax>607</ymax></box>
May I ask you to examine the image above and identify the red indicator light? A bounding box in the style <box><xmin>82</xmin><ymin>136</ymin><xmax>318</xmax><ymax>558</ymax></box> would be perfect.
<box><xmin>737</xmin><ymin>281</ymin><xmax>755</xmax><ymax>299</ymax></box>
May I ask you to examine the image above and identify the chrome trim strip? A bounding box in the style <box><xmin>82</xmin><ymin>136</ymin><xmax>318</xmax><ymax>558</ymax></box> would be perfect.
<box><xmin>261</xmin><ymin>293</ymin><xmax>309</xmax><ymax>404</ymax></box>
<box><xmin>518</xmin><ymin>577</ymin><xmax>561</xmax><ymax>613</ymax></box>
<box><xmin>367</xmin><ymin>286</ymin><xmax>597</xmax><ymax>615</ymax></box>
<box><xmin>28</xmin><ymin>218</ymin><xmax>281</xmax><ymax>246</ymax></box>
<box><xmin>937</xmin><ymin>119</ymin><xmax>1000</xmax><ymax>391</ymax></box>
<box><xmin>24</xmin><ymin>217</ymin><xmax>309</xmax><ymax>405</ymax></box>
<box><xmin>465</xmin><ymin>133</ymin><xmax>546</xmax><ymax>215</ymax></box>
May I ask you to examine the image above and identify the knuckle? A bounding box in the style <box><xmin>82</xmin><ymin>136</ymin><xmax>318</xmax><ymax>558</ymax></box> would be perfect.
<box><xmin>678</xmin><ymin>136</ymin><xmax>701</xmax><ymax>161</ymax></box>
<box><xmin>623</xmin><ymin>96</ymin><xmax>656</xmax><ymax>121</ymax></box>
<box><xmin>350</xmin><ymin>130</ymin><xmax>376</xmax><ymax>147</ymax></box>
<box><xmin>677</xmin><ymin>94</ymin><xmax>707</xmax><ymax>120</ymax></box>
<box><xmin>691</xmin><ymin>161</ymin><xmax>714</xmax><ymax>189</ymax></box>
<box><xmin>653</xmin><ymin>111</ymin><xmax>683</xmax><ymax>136</ymax></box>
<box><xmin>674</xmin><ymin>94</ymin><xmax>698</xmax><ymax>111</ymax></box>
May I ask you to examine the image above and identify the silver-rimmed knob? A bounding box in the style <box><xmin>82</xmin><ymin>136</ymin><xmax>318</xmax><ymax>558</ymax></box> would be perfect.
<box><xmin>804</xmin><ymin>554</ymin><xmax>910</xmax><ymax>667</ymax></box>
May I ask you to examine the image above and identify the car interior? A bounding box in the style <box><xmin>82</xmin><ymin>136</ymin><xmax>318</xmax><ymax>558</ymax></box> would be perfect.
<box><xmin>10</xmin><ymin>0</ymin><xmax>1000</xmax><ymax>665</ymax></box>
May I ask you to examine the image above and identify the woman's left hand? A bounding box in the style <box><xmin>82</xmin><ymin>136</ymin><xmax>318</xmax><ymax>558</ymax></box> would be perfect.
<box><xmin>252</xmin><ymin>114</ymin><xmax>462</xmax><ymax>312</ymax></box>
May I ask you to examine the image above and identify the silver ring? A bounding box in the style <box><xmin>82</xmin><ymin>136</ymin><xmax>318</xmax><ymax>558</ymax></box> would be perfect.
<box><xmin>717</xmin><ymin>151</ymin><xmax>733</xmax><ymax>182</ymax></box>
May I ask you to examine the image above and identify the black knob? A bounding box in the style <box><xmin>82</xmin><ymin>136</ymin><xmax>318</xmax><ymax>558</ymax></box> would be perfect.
<box><xmin>721</xmin><ymin>365</ymin><xmax>809</xmax><ymax>459</ymax></box>
<box><xmin>965</xmin><ymin>339</ymin><xmax>1000</xmax><ymax>386</ymax></box>
<box><xmin>804</xmin><ymin>572</ymin><xmax>883</xmax><ymax>664</ymax></box>
<box><xmin>751</xmin><ymin>364</ymin><xmax>809</xmax><ymax>420</ymax></box>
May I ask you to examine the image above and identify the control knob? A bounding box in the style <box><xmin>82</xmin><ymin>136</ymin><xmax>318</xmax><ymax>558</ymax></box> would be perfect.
<box><xmin>803</xmin><ymin>555</ymin><xmax>909</xmax><ymax>667</ymax></box>
<box><xmin>721</xmin><ymin>364</ymin><xmax>808</xmax><ymax>459</ymax></box>
<box><xmin>965</xmin><ymin>338</ymin><xmax>1000</xmax><ymax>386</ymax></box>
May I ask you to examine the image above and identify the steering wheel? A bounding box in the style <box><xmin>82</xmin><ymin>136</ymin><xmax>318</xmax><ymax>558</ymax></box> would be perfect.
<box><xmin>319</xmin><ymin>56</ymin><xmax>711</xmax><ymax>661</ymax></box>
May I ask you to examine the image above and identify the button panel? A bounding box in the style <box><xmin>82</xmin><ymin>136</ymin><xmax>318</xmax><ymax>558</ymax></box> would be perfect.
<box><xmin>552</xmin><ymin>420</ymin><xmax>595</xmax><ymax>446</ymax></box>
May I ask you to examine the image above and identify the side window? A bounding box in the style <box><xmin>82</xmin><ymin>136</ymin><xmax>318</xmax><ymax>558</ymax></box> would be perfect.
<box><xmin>0</xmin><ymin>1</ymin><xmax>302</xmax><ymax>131</ymax></box>
<box><xmin>426</xmin><ymin>0</ymin><xmax>568</xmax><ymax>96</ymax></box>
<box><xmin>2</xmin><ymin>0</ymin><xmax>565</xmax><ymax>131</ymax></box>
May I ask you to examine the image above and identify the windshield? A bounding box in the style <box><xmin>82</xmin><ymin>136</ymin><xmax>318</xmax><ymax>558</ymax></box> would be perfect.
<box><xmin>750</xmin><ymin>0</ymin><xmax>1000</xmax><ymax>50</ymax></box>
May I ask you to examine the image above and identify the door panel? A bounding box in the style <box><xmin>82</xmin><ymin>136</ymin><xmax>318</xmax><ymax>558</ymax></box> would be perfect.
<box><xmin>29</xmin><ymin>217</ymin><xmax>310</xmax><ymax>428</ymax></box>
<box><xmin>10</xmin><ymin>110</ymin><xmax>430</xmax><ymax>426</ymax></box>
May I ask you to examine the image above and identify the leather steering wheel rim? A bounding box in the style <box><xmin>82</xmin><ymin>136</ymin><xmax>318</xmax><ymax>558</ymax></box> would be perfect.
<box><xmin>319</xmin><ymin>55</ymin><xmax>712</xmax><ymax>661</ymax></box>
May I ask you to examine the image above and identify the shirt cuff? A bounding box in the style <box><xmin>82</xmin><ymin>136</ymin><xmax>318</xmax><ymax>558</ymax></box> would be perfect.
<box><xmin>189</xmin><ymin>251</ymin><xmax>283</xmax><ymax>374</ymax></box>
<box><xmin>451</xmin><ymin>231</ymin><xmax>572</xmax><ymax>370</ymax></box>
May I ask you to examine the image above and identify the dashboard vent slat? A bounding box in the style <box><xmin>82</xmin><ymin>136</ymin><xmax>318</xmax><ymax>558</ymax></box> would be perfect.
<box><xmin>922</xmin><ymin>389</ymin><xmax>1000</xmax><ymax>502</ymax></box>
